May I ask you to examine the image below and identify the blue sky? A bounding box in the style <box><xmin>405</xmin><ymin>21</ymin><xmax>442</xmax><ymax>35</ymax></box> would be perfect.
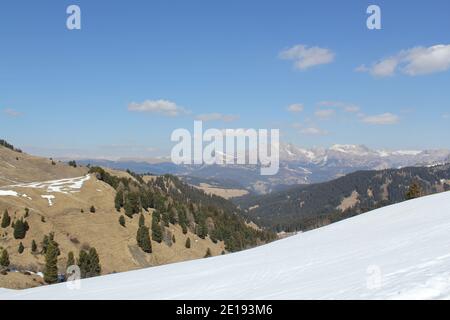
<box><xmin>1</xmin><ymin>0</ymin><xmax>450</xmax><ymax>158</ymax></box>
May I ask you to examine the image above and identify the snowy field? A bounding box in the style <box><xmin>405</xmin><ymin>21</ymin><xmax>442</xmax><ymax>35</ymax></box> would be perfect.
<box><xmin>1</xmin><ymin>191</ymin><xmax>450</xmax><ymax>300</ymax></box>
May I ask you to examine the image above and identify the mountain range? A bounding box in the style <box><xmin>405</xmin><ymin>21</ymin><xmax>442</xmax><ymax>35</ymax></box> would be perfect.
<box><xmin>75</xmin><ymin>143</ymin><xmax>450</xmax><ymax>194</ymax></box>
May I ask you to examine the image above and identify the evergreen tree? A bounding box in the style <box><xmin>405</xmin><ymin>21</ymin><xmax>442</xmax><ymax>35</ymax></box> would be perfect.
<box><xmin>44</xmin><ymin>240</ymin><xmax>59</xmax><ymax>284</ymax></box>
<box><xmin>18</xmin><ymin>242</ymin><xmax>24</xmax><ymax>254</ymax></box>
<box><xmin>151</xmin><ymin>215</ymin><xmax>163</xmax><ymax>243</ymax></box>
<box><xmin>172</xmin><ymin>234</ymin><xmax>176</xmax><ymax>243</ymax></box>
<box><xmin>0</xmin><ymin>249</ymin><xmax>9</xmax><ymax>267</ymax></box>
<box><xmin>90</xmin><ymin>205</ymin><xmax>96</xmax><ymax>213</ymax></box>
<box><xmin>24</xmin><ymin>207</ymin><xmax>30</xmax><ymax>218</ymax></box>
<box><xmin>204</xmin><ymin>248</ymin><xmax>212</xmax><ymax>258</ymax></box>
<box><xmin>77</xmin><ymin>250</ymin><xmax>89</xmax><ymax>278</ymax></box>
<box><xmin>114</xmin><ymin>190</ymin><xmax>124</xmax><ymax>211</ymax></box>
<box><xmin>119</xmin><ymin>215</ymin><xmax>126</xmax><ymax>227</ymax></box>
<box><xmin>88</xmin><ymin>248</ymin><xmax>101</xmax><ymax>277</ymax></box>
<box><xmin>136</xmin><ymin>226</ymin><xmax>152</xmax><ymax>253</ymax></box>
<box><xmin>161</xmin><ymin>212</ymin><xmax>170</xmax><ymax>227</ymax></box>
<box><xmin>66</xmin><ymin>251</ymin><xmax>75</xmax><ymax>269</ymax></box>
<box><xmin>197</xmin><ymin>220</ymin><xmax>208</xmax><ymax>239</ymax></box>
<box><xmin>406</xmin><ymin>182</ymin><xmax>422</xmax><ymax>200</ymax></box>
<box><xmin>138</xmin><ymin>214</ymin><xmax>145</xmax><ymax>227</ymax></box>
<box><xmin>77</xmin><ymin>247</ymin><xmax>102</xmax><ymax>278</ymax></box>
<box><xmin>185</xmin><ymin>237</ymin><xmax>191</xmax><ymax>249</ymax></box>
<box><xmin>41</xmin><ymin>233</ymin><xmax>60</xmax><ymax>256</ymax></box>
<box><xmin>31</xmin><ymin>239</ymin><xmax>37</xmax><ymax>253</ymax></box>
<box><xmin>13</xmin><ymin>218</ymin><xmax>27</xmax><ymax>239</ymax></box>
<box><xmin>1</xmin><ymin>209</ymin><xmax>10</xmax><ymax>228</ymax></box>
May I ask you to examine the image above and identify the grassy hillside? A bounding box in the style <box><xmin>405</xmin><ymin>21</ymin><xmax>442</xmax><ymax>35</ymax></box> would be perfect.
<box><xmin>236</xmin><ymin>164</ymin><xmax>450</xmax><ymax>232</ymax></box>
<box><xmin>0</xmin><ymin>143</ymin><xmax>274</xmax><ymax>289</ymax></box>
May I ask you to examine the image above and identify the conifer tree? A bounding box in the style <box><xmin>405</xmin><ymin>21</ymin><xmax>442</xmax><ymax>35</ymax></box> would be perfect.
<box><xmin>119</xmin><ymin>215</ymin><xmax>126</xmax><ymax>227</ymax></box>
<box><xmin>77</xmin><ymin>250</ymin><xmax>89</xmax><ymax>278</ymax></box>
<box><xmin>90</xmin><ymin>205</ymin><xmax>96</xmax><ymax>213</ymax></box>
<box><xmin>139</xmin><ymin>214</ymin><xmax>145</xmax><ymax>227</ymax></box>
<box><xmin>197</xmin><ymin>220</ymin><xmax>208</xmax><ymax>239</ymax></box>
<box><xmin>0</xmin><ymin>249</ymin><xmax>9</xmax><ymax>267</ymax></box>
<box><xmin>114</xmin><ymin>190</ymin><xmax>124</xmax><ymax>211</ymax></box>
<box><xmin>13</xmin><ymin>218</ymin><xmax>27</xmax><ymax>239</ymax></box>
<box><xmin>185</xmin><ymin>237</ymin><xmax>191</xmax><ymax>249</ymax></box>
<box><xmin>88</xmin><ymin>248</ymin><xmax>101</xmax><ymax>277</ymax></box>
<box><xmin>44</xmin><ymin>240</ymin><xmax>59</xmax><ymax>284</ymax></box>
<box><xmin>172</xmin><ymin>234</ymin><xmax>176</xmax><ymax>243</ymax></box>
<box><xmin>136</xmin><ymin>226</ymin><xmax>152</xmax><ymax>253</ymax></box>
<box><xmin>31</xmin><ymin>239</ymin><xmax>37</xmax><ymax>253</ymax></box>
<box><xmin>1</xmin><ymin>209</ymin><xmax>10</xmax><ymax>228</ymax></box>
<box><xmin>151</xmin><ymin>215</ymin><xmax>163</xmax><ymax>243</ymax></box>
<box><xmin>204</xmin><ymin>248</ymin><xmax>212</xmax><ymax>258</ymax></box>
<box><xmin>77</xmin><ymin>247</ymin><xmax>101</xmax><ymax>278</ymax></box>
<box><xmin>18</xmin><ymin>242</ymin><xmax>24</xmax><ymax>254</ymax></box>
<box><xmin>161</xmin><ymin>212</ymin><xmax>170</xmax><ymax>227</ymax></box>
<box><xmin>66</xmin><ymin>251</ymin><xmax>75</xmax><ymax>269</ymax></box>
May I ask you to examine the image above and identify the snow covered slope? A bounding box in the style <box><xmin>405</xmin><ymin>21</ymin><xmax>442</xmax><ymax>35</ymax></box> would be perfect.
<box><xmin>2</xmin><ymin>191</ymin><xmax>450</xmax><ymax>300</ymax></box>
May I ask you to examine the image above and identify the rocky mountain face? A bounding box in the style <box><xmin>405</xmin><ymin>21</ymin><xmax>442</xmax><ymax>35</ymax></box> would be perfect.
<box><xmin>77</xmin><ymin>143</ymin><xmax>450</xmax><ymax>194</ymax></box>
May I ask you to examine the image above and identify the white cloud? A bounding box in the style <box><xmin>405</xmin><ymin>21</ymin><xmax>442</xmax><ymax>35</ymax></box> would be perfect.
<box><xmin>443</xmin><ymin>113</ymin><xmax>450</xmax><ymax>119</ymax></box>
<box><xmin>128</xmin><ymin>99</ymin><xmax>189</xmax><ymax>117</ymax></box>
<box><xmin>358</xmin><ymin>44</ymin><xmax>450</xmax><ymax>77</ymax></box>
<box><xmin>195</xmin><ymin>113</ymin><xmax>239</xmax><ymax>122</ymax></box>
<box><xmin>318</xmin><ymin>101</ymin><xmax>360</xmax><ymax>113</ymax></box>
<box><xmin>3</xmin><ymin>108</ymin><xmax>22</xmax><ymax>117</ymax></box>
<box><xmin>300</xmin><ymin>127</ymin><xmax>328</xmax><ymax>136</ymax></box>
<box><xmin>361</xmin><ymin>113</ymin><xmax>399</xmax><ymax>125</ymax></box>
<box><xmin>287</xmin><ymin>103</ymin><xmax>304</xmax><ymax>113</ymax></box>
<box><xmin>315</xmin><ymin>109</ymin><xmax>335</xmax><ymax>119</ymax></box>
<box><xmin>279</xmin><ymin>44</ymin><xmax>335</xmax><ymax>70</ymax></box>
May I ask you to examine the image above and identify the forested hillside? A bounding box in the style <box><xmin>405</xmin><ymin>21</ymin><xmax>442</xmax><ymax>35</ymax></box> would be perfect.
<box><xmin>236</xmin><ymin>164</ymin><xmax>450</xmax><ymax>231</ymax></box>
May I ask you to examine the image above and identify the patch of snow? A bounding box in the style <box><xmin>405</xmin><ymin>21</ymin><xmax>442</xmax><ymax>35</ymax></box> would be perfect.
<box><xmin>5</xmin><ymin>175</ymin><xmax>91</xmax><ymax>194</ymax></box>
<box><xmin>41</xmin><ymin>195</ymin><xmax>55</xmax><ymax>206</ymax></box>
<box><xmin>2</xmin><ymin>192</ymin><xmax>450</xmax><ymax>300</ymax></box>
<box><xmin>21</xmin><ymin>194</ymin><xmax>32</xmax><ymax>200</ymax></box>
<box><xmin>0</xmin><ymin>190</ymin><xmax>19</xmax><ymax>197</ymax></box>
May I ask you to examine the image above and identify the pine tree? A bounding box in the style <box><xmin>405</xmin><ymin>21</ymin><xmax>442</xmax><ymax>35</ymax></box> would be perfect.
<box><xmin>31</xmin><ymin>239</ymin><xmax>37</xmax><ymax>253</ymax></box>
<box><xmin>119</xmin><ymin>215</ymin><xmax>126</xmax><ymax>227</ymax></box>
<box><xmin>161</xmin><ymin>212</ymin><xmax>170</xmax><ymax>227</ymax></box>
<box><xmin>44</xmin><ymin>240</ymin><xmax>59</xmax><ymax>284</ymax></box>
<box><xmin>90</xmin><ymin>205</ymin><xmax>96</xmax><ymax>213</ymax></box>
<box><xmin>185</xmin><ymin>237</ymin><xmax>191</xmax><ymax>249</ymax></box>
<box><xmin>77</xmin><ymin>248</ymin><xmax>102</xmax><ymax>278</ymax></box>
<box><xmin>139</xmin><ymin>214</ymin><xmax>145</xmax><ymax>227</ymax></box>
<box><xmin>18</xmin><ymin>242</ymin><xmax>24</xmax><ymax>254</ymax></box>
<box><xmin>24</xmin><ymin>207</ymin><xmax>30</xmax><ymax>218</ymax></box>
<box><xmin>88</xmin><ymin>248</ymin><xmax>101</xmax><ymax>277</ymax></box>
<box><xmin>197</xmin><ymin>220</ymin><xmax>208</xmax><ymax>239</ymax></box>
<box><xmin>1</xmin><ymin>209</ymin><xmax>11</xmax><ymax>228</ymax></box>
<box><xmin>204</xmin><ymin>248</ymin><xmax>212</xmax><ymax>258</ymax></box>
<box><xmin>172</xmin><ymin>234</ymin><xmax>176</xmax><ymax>243</ymax></box>
<box><xmin>77</xmin><ymin>250</ymin><xmax>89</xmax><ymax>278</ymax></box>
<box><xmin>0</xmin><ymin>249</ymin><xmax>10</xmax><ymax>267</ymax></box>
<box><xmin>406</xmin><ymin>181</ymin><xmax>422</xmax><ymax>200</ymax></box>
<box><xmin>114</xmin><ymin>190</ymin><xmax>124</xmax><ymax>211</ymax></box>
<box><xmin>151</xmin><ymin>215</ymin><xmax>163</xmax><ymax>243</ymax></box>
<box><xmin>13</xmin><ymin>218</ymin><xmax>27</xmax><ymax>239</ymax></box>
<box><xmin>66</xmin><ymin>251</ymin><xmax>75</xmax><ymax>269</ymax></box>
<box><xmin>136</xmin><ymin>226</ymin><xmax>152</xmax><ymax>253</ymax></box>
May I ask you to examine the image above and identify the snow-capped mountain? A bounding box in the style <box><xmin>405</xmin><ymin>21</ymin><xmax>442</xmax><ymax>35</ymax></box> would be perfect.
<box><xmin>78</xmin><ymin>143</ymin><xmax>450</xmax><ymax>194</ymax></box>
<box><xmin>2</xmin><ymin>191</ymin><xmax>450</xmax><ymax>300</ymax></box>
